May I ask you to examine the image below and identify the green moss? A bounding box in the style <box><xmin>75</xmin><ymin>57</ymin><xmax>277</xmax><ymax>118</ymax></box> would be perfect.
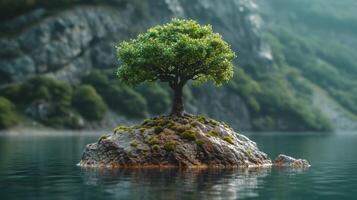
<box><xmin>139</xmin><ymin>146</ymin><xmax>149</xmax><ymax>152</ymax></box>
<box><xmin>167</xmin><ymin>121</ymin><xmax>175</xmax><ymax>128</ymax></box>
<box><xmin>190</xmin><ymin>120</ymin><xmax>200</xmax><ymax>127</ymax></box>
<box><xmin>171</xmin><ymin>124</ymin><xmax>187</xmax><ymax>133</ymax></box>
<box><xmin>156</xmin><ymin>118</ymin><xmax>169</xmax><ymax>126</ymax></box>
<box><xmin>209</xmin><ymin>119</ymin><xmax>219</xmax><ymax>126</ymax></box>
<box><xmin>181</xmin><ymin>130</ymin><xmax>197</xmax><ymax>141</ymax></box>
<box><xmin>223</xmin><ymin>136</ymin><xmax>235</xmax><ymax>145</ymax></box>
<box><xmin>196</xmin><ymin>139</ymin><xmax>205</xmax><ymax>146</ymax></box>
<box><xmin>99</xmin><ymin>134</ymin><xmax>108</xmax><ymax>141</ymax></box>
<box><xmin>139</xmin><ymin>127</ymin><xmax>146</xmax><ymax>132</ymax></box>
<box><xmin>142</xmin><ymin>119</ymin><xmax>152</xmax><ymax>125</ymax></box>
<box><xmin>207</xmin><ymin>130</ymin><xmax>219</xmax><ymax>137</ymax></box>
<box><xmin>152</xmin><ymin>144</ymin><xmax>160</xmax><ymax>150</ymax></box>
<box><xmin>113</xmin><ymin>125</ymin><xmax>132</xmax><ymax>134</ymax></box>
<box><xmin>154</xmin><ymin>126</ymin><xmax>163</xmax><ymax>134</ymax></box>
<box><xmin>222</xmin><ymin>122</ymin><xmax>234</xmax><ymax>131</ymax></box>
<box><xmin>129</xmin><ymin>140</ymin><xmax>139</xmax><ymax>147</ymax></box>
<box><xmin>164</xmin><ymin>141</ymin><xmax>176</xmax><ymax>152</ymax></box>
<box><xmin>131</xmin><ymin>125</ymin><xmax>139</xmax><ymax>129</ymax></box>
<box><xmin>147</xmin><ymin>135</ymin><xmax>160</xmax><ymax>145</ymax></box>
<box><xmin>197</xmin><ymin>115</ymin><xmax>208</xmax><ymax>124</ymax></box>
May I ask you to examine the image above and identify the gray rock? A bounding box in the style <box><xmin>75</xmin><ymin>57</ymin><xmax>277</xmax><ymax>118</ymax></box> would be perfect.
<box><xmin>274</xmin><ymin>154</ymin><xmax>311</xmax><ymax>168</ymax></box>
<box><xmin>0</xmin><ymin>39</ymin><xmax>22</xmax><ymax>57</ymax></box>
<box><xmin>0</xmin><ymin>0</ymin><xmax>271</xmax><ymax>130</ymax></box>
<box><xmin>79</xmin><ymin>115</ymin><xmax>272</xmax><ymax>168</ymax></box>
<box><xmin>0</xmin><ymin>55</ymin><xmax>36</xmax><ymax>81</ymax></box>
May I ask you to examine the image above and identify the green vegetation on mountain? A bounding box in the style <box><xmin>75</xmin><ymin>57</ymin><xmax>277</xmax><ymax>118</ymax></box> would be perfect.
<box><xmin>72</xmin><ymin>85</ymin><xmax>108</xmax><ymax>120</ymax></box>
<box><xmin>0</xmin><ymin>96</ymin><xmax>18</xmax><ymax>129</ymax></box>
<box><xmin>2</xmin><ymin>0</ymin><xmax>355</xmax><ymax>131</ymax></box>
<box><xmin>259</xmin><ymin>0</ymin><xmax>357</xmax><ymax>117</ymax></box>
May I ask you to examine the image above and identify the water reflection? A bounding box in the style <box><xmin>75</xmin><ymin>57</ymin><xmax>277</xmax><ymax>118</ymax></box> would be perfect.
<box><xmin>81</xmin><ymin>168</ymin><xmax>271</xmax><ymax>200</ymax></box>
<box><xmin>1</xmin><ymin>132</ymin><xmax>356</xmax><ymax>200</ymax></box>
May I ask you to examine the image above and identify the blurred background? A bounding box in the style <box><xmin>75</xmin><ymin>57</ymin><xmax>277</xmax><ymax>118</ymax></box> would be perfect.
<box><xmin>1</xmin><ymin>0</ymin><xmax>356</xmax><ymax>132</ymax></box>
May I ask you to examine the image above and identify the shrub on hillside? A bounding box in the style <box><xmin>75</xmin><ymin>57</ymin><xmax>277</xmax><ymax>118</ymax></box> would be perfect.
<box><xmin>136</xmin><ymin>83</ymin><xmax>170</xmax><ymax>115</ymax></box>
<box><xmin>83</xmin><ymin>70</ymin><xmax>149</xmax><ymax>118</ymax></box>
<box><xmin>0</xmin><ymin>96</ymin><xmax>18</xmax><ymax>129</ymax></box>
<box><xmin>72</xmin><ymin>85</ymin><xmax>108</xmax><ymax>120</ymax></box>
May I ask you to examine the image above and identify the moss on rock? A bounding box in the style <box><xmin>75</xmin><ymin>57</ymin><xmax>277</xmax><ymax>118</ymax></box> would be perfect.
<box><xmin>181</xmin><ymin>130</ymin><xmax>197</xmax><ymax>141</ymax></box>
<box><xmin>80</xmin><ymin>115</ymin><xmax>272</xmax><ymax>168</ymax></box>
<box><xmin>164</xmin><ymin>141</ymin><xmax>176</xmax><ymax>152</ymax></box>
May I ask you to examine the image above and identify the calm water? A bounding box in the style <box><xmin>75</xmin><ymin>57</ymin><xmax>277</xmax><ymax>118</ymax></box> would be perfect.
<box><xmin>0</xmin><ymin>130</ymin><xmax>356</xmax><ymax>200</ymax></box>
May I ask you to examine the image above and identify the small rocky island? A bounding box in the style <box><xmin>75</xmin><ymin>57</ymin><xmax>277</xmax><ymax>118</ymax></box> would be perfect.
<box><xmin>80</xmin><ymin>115</ymin><xmax>272</xmax><ymax>168</ymax></box>
<box><xmin>80</xmin><ymin>19</ymin><xmax>310</xmax><ymax>170</ymax></box>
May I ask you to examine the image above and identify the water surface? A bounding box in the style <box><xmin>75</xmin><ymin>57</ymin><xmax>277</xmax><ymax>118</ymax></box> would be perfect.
<box><xmin>0</xmin><ymin>130</ymin><xmax>356</xmax><ymax>200</ymax></box>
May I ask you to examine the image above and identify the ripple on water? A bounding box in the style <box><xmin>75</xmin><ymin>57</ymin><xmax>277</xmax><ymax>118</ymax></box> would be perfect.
<box><xmin>0</xmin><ymin>132</ymin><xmax>357</xmax><ymax>200</ymax></box>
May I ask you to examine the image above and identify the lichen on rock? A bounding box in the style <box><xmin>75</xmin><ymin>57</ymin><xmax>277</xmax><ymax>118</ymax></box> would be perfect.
<box><xmin>79</xmin><ymin>114</ymin><xmax>272</xmax><ymax>169</ymax></box>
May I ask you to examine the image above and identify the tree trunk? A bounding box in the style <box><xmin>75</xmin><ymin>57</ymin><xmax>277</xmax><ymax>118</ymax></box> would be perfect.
<box><xmin>170</xmin><ymin>85</ymin><xmax>184</xmax><ymax>116</ymax></box>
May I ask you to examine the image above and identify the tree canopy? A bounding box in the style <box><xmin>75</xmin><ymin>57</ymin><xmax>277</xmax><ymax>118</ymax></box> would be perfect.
<box><xmin>116</xmin><ymin>19</ymin><xmax>236</xmax><ymax>115</ymax></box>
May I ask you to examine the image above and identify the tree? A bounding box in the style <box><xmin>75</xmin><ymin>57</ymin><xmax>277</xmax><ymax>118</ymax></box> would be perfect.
<box><xmin>116</xmin><ymin>19</ymin><xmax>236</xmax><ymax>116</ymax></box>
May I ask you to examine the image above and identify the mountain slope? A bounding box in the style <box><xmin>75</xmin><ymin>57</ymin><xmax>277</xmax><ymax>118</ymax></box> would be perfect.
<box><xmin>1</xmin><ymin>0</ymin><xmax>351</xmax><ymax>131</ymax></box>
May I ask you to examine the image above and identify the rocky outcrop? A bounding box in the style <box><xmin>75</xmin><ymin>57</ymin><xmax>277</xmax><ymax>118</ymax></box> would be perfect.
<box><xmin>0</xmin><ymin>6</ymin><xmax>133</xmax><ymax>84</ymax></box>
<box><xmin>274</xmin><ymin>154</ymin><xmax>310</xmax><ymax>168</ymax></box>
<box><xmin>0</xmin><ymin>0</ymin><xmax>270</xmax><ymax>130</ymax></box>
<box><xmin>0</xmin><ymin>0</ymin><xmax>270</xmax><ymax>83</ymax></box>
<box><xmin>79</xmin><ymin>115</ymin><xmax>272</xmax><ymax>168</ymax></box>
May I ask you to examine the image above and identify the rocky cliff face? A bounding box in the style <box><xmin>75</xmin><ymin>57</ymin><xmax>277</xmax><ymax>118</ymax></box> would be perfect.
<box><xmin>0</xmin><ymin>0</ymin><xmax>271</xmax><ymax>130</ymax></box>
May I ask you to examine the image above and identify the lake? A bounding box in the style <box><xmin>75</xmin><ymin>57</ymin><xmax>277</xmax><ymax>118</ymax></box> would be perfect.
<box><xmin>0</xmin><ymin>130</ymin><xmax>356</xmax><ymax>200</ymax></box>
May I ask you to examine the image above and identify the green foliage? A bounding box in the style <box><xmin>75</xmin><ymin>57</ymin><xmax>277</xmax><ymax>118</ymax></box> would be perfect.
<box><xmin>136</xmin><ymin>83</ymin><xmax>170</xmax><ymax>115</ymax></box>
<box><xmin>72</xmin><ymin>85</ymin><xmax>108</xmax><ymax>120</ymax></box>
<box><xmin>228</xmin><ymin>68</ymin><xmax>261</xmax><ymax>112</ymax></box>
<box><xmin>117</xmin><ymin>18</ymin><xmax>235</xmax><ymax>86</ymax></box>
<box><xmin>0</xmin><ymin>77</ymin><xmax>86</xmax><ymax>128</ymax></box>
<box><xmin>22</xmin><ymin>76</ymin><xmax>73</xmax><ymax>106</ymax></box>
<box><xmin>252</xmin><ymin>116</ymin><xmax>275</xmax><ymax>131</ymax></box>
<box><xmin>83</xmin><ymin>70</ymin><xmax>149</xmax><ymax>118</ymax></box>
<box><xmin>261</xmin><ymin>0</ymin><xmax>357</xmax><ymax>117</ymax></box>
<box><xmin>0</xmin><ymin>96</ymin><xmax>18</xmax><ymax>129</ymax></box>
<box><xmin>0</xmin><ymin>84</ymin><xmax>23</xmax><ymax>103</ymax></box>
<box><xmin>20</xmin><ymin>77</ymin><xmax>81</xmax><ymax>128</ymax></box>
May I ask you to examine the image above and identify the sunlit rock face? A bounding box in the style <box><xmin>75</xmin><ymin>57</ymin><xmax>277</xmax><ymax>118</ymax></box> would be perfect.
<box><xmin>274</xmin><ymin>154</ymin><xmax>311</xmax><ymax>168</ymax></box>
<box><xmin>79</xmin><ymin>115</ymin><xmax>272</xmax><ymax>168</ymax></box>
<box><xmin>0</xmin><ymin>0</ymin><xmax>270</xmax><ymax>130</ymax></box>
